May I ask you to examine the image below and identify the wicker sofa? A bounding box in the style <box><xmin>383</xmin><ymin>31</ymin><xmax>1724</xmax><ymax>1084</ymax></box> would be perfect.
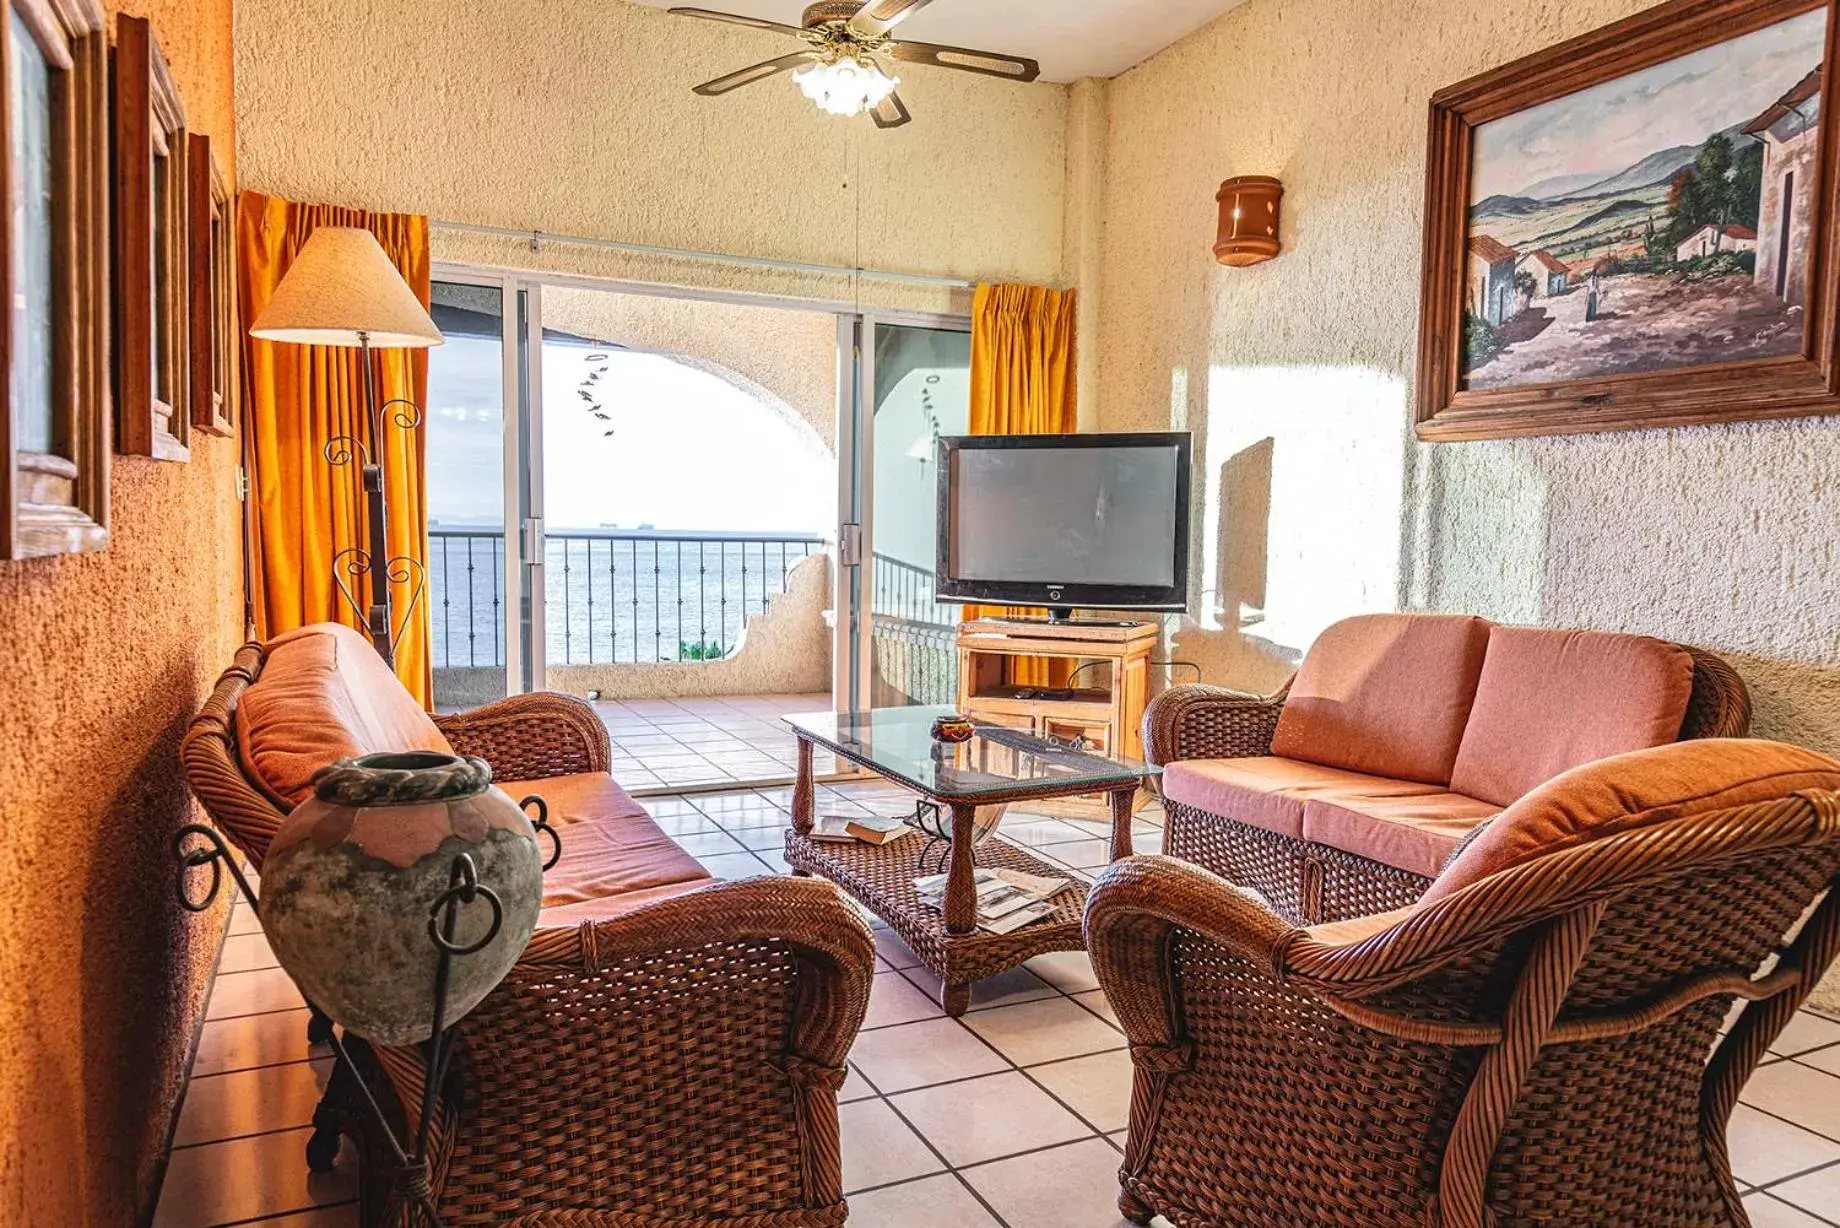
<box><xmin>1088</xmin><ymin>737</ymin><xmax>1840</xmax><ymax>1227</ymax></box>
<box><xmin>1143</xmin><ymin>614</ymin><xmax>1752</xmax><ymax>926</ymax></box>
<box><xmin>181</xmin><ymin>623</ymin><xmax>875</xmax><ymax>1228</ymax></box>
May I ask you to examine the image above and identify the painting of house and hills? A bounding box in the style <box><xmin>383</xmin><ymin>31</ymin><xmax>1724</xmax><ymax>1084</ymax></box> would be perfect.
<box><xmin>1461</xmin><ymin>8</ymin><xmax>1825</xmax><ymax>390</ymax></box>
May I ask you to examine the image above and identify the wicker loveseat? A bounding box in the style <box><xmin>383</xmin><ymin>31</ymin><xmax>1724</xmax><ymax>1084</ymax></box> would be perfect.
<box><xmin>181</xmin><ymin>624</ymin><xmax>875</xmax><ymax>1227</ymax></box>
<box><xmin>1143</xmin><ymin>614</ymin><xmax>1752</xmax><ymax>926</ymax></box>
<box><xmin>1088</xmin><ymin>738</ymin><xmax>1840</xmax><ymax>1227</ymax></box>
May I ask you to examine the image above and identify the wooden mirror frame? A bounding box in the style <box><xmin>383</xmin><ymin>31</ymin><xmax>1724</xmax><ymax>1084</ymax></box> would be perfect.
<box><xmin>187</xmin><ymin>133</ymin><xmax>231</xmax><ymax>436</ymax></box>
<box><xmin>1414</xmin><ymin>0</ymin><xmax>1840</xmax><ymax>440</ymax></box>
<box><xmin>111</xmin><ymin>12</ymin><xmax>188</xmax><ymax>461</ymax></box>
<box><xmin>0</xmin><ymin>0</ymin><xmax>110</xmax><ymax>559</ymax></box>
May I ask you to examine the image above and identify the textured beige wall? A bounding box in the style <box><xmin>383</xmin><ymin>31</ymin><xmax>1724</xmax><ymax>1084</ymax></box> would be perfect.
<box><xmin>1084</xmin><ymin>0</ymin><xmax>1840</xmax><ymax>1006</ymax></box>
<box><xmin>0</xmin><ymin>2</ymin><xmax>240</xmax><ymax>1223</ymax></box>
<box><xmin>234</xmin><ymin>0</ymin><xmax>1068</xmax><ymax>310</ymax></box>
<box><xmin>1085</xmin><ymin>0</ymin><xmax>1840</xmax><ymax>749</ymax></box>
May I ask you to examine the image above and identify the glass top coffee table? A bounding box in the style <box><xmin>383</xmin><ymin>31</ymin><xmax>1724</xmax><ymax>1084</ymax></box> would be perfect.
<box><xmin>783</xmin><ymin>706</ymin><xmax>1160</xmax><ymax>1015</ymax></box>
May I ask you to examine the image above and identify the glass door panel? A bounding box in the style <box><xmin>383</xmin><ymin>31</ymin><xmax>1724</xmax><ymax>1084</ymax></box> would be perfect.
<box><xmin>866</xmin><ymin>321</ymin><xmax>971</xmax><ymax>708</ymax></box>
<box><xmin>425</xmin><ymin>278</ymin><xmax>516</xmax><ymax>710</ymax></box>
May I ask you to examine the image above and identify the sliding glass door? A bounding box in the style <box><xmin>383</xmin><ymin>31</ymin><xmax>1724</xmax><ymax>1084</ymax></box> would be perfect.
<box><xmin>425</xmin><ymin>269</ymin><xmax>969</xmax><ymax>742</ymax></box>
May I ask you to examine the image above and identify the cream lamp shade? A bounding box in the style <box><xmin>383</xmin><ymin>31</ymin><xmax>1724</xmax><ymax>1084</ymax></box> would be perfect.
<box><xmin>249</xmin><ymin>227</ymin><xmax>444</xmax><ymax>348</ymax></box>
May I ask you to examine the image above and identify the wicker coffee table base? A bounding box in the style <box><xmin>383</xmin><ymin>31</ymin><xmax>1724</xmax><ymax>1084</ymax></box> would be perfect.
<box><xmin>785</xmin><ymin>831</ymin><xmax>1089</xmax><ymax>1014</ymax></box>
<box><xmin>786</xmin><ymin>733</ymin><xmax>1139</xmax><ymax>1015</ymax></box>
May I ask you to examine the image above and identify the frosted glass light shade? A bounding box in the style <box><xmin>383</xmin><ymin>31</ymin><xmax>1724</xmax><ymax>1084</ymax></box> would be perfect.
<box><xmin>249</xmin><ymin>227</ymin><xmax>443</xmax><ymax>349</ymax></box>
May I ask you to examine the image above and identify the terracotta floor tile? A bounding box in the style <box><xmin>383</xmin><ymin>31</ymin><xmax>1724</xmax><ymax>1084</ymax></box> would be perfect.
<box><xmin>891</xmin><ymin>1071</ymin><xmax>1091</xmax><ymax>1167</ymax></box>
<box><xmin>240</xmin><ymin>1207</ymin><xmax>361</xmax><ymax>1226</ymax></box>
<box><xmin>838</xmin><ymin>1097</ymin><xmax>945</xmax><ymax>1193</ymax></box>
<box><xmin>897</xmin><ymin>964</ymin><xmax>1059</xmax><ymax>1012</ymax></box>
<box><xmin>963</xmin><ymin>998</ymin><xmax>1126</xmax><ymax>1067</ymax></box>
<box><xmin>841</xmin><ymin>1173</ymin><xmax>1001</xmax><ymax>1227</ymax></box>
<box><xmin>960</xmin><ymin>1137</ymin><xmax>1137</xmax><ymax>1228</ymax></box>
<box><xmin>153</xmin><ymin>1127</ymin><xmax>356</xmax><ymax>1228</ymax></box>
<box><xmin>841</xmin><ymin>1064</ymin><xmax>876</xmax><ymax>1103</ymax></box>
<box><xmin>696</xmin><ymin>851</ymin><xmax>776</xmax><ymax>880</ymax></box>
<box><xmin>865</xmin><ymin>971</ymin><xmax>947</xmax><ymax>1030</ymax></box>
<box><xmin>208</xmin><ymin>967</ymin><xmax>306</xmax><ymax>1020</ymax></box>
<box><xmin>1770</xmin><ymin>1162</ymin><xmax>1840</xmax><ymax>1221</ymax></box>
<box><xmin>219</xmin><ymin>932</ymin><xmax>280</xmax><ymax>974</ymax></box>
<box><xmin>1772</xmin><ymin>1012</ymin><xmax>1840</xmax><ymax>1057</ymax></box>
<box><xmin>670</xmin><ymin>830</ymin><xmax>747</xmax><ymax>858</ymax></box>
<box><xmin>873</xmin><ymin>928</ymin><xmax>923</xmax><ymax>971</ymax></box>
<box><xmin>174</xmin><ymin>1059</ymin><xmax>331</xmax><ymax>1146</ymax></box>
<box><xmin>1742</xmin><ymin>1063</ymin><xmax>1840</xmax><ymax>1141</ymax></box>
<box><xmin>850</xmin><ymin>1018</ymin><xmax>1010</xmax><ymax>1093</ymax></box>
<box><xmin>1025</xmin><ymin>951</ymin><xmax>1102</xmax><ymax>995</ymax></box>
<box><xmin>192</xmin><ymin>1008</ymin><xmax>316</xmax><ymax>1078</ymax></box>
<box><xmin>1072</xmin><ymin>989</ymin><xmax>1120</xmax><ymax>1028</ymax></box>
<box><xmin>229</xmin><ymin>903</ymin><xmax>265</xmax><ymax>937</ymax></box>
<box><xmin>1027</xmin><ymin>1049</ymin><xmax>1136</xmax><ymax>1133</ymax></box>
<box><xmin>1742</xmin><ymin>1193</ymin><xmax>1830</xmax><ymax>1227</ymax></box>
<box><xmin>1729</xmin><ymin>1104</ymin><xmax>1840</xmax><ymax>1185</ymax></box>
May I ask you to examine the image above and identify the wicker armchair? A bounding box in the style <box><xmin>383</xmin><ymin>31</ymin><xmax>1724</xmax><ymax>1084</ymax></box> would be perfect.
<box><xmin>1087</xmin><ymin>775</ymin><xmax>1840</xmax><ymax>1227</ymax></box>
<box><xmin>1143</xmin><ymin>642</ymin><xmax>1752</xmax><ymax>925</ymax></box>
<box><xmin>182</xmin><ymin>642</ymin><xmax>875</xmax><ymax>1228</ymax></box>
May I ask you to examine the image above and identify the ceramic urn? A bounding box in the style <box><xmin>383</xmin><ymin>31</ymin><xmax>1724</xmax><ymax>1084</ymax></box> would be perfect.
<box><xmin>260</xmin><ymin>751</ymin><xmax>545</xmax><ymax>1045</ymax></box>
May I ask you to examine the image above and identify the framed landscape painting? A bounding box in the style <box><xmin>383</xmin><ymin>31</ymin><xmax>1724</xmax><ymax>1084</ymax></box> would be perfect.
<box><xmin>1415</xmin><ymin>0</ymin><xmax>1840</xmax><ymax>439</ymax></box>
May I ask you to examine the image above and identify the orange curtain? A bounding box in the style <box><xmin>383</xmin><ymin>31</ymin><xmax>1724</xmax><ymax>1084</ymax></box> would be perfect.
<box><xmin>966</xmin><ymin>283</ymin><xmax>1078</xmax><ymax>687</ymax></box>
<box><xmin>237</xmin><ymin>191</ymin><xmax>434</xmax><ymax>706</ymax></box>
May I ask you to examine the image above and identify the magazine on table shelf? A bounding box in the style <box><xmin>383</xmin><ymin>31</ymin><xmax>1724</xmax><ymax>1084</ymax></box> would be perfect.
<box><xmin>912</xmin><ymin>867</ymin><xmax>1074</xmax><ymax>934</ymax></box>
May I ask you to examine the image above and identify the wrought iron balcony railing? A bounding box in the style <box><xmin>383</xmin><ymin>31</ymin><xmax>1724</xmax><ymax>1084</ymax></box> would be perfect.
<box><xmin>429</xmin><ymin>527</ymin><xmax>825</xmax><ymax>669</ymax></box>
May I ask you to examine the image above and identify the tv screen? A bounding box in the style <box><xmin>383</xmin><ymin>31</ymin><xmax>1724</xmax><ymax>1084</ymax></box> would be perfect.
<box><xmin>936</xmin><ymin>432</ymin><xmax>1191</xmax><ymax>613</ymax></box>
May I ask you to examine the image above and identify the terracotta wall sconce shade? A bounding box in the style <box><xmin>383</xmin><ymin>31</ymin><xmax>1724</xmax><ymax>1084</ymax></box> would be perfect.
<box><xmin>1214</xmin><ymin>176</ymin><xmax>1284</xmax><ymax>267</ymax></box>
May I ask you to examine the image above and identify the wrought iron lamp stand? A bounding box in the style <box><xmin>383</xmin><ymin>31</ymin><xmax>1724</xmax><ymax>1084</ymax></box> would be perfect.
<box><xmin>172</xmin><ymin>823</ymin><xmax>522</xmax><ymax>1228</ymax></box>
<box><xmin>327</xmin><ymin>332</ymin><xmax>426</xmax><ymax>669</ymax></box>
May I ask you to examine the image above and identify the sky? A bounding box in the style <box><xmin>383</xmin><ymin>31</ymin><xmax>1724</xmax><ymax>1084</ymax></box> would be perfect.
<box><xmin>424</xmin><ymin>334</ymin><xmax>833</xmax><ymax>534</ymax></box>
<box><xmin>1471</xmin><ymin>9</ymin><xmax>1826</xmax><ymax>201</ymax></box>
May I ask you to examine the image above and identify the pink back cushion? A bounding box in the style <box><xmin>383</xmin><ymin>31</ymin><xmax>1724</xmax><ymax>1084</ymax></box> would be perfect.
<box><xmin>1423</xmin><ymin>739</ymin><xmax>1840</xmax><ymax>905</ymax></box>
<box><xmin>237</xmin><ymin>623</ymin><xmax>453</xmax><ymax>807</ymax></box>
<box><xmin>1448</xmin><ymin>627</ymin><xmax>1695</xmax><ymax>807</ymax></box>
<box><xmin>1271</xmin><ymin>614</ymin><xmax>1494</xmax><ymax>785</ymax></box>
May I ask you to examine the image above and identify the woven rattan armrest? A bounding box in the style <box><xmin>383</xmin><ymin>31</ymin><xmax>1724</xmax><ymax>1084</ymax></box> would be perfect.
<box><xmin>1140</xmin><ymin>682</ymin><xmax>1291</xmax><ymax>768</ymax></box>
<box><xmin>434</xmin><ymin>692</ymin><xmax>613</xmax><ymax>780</ymax></box>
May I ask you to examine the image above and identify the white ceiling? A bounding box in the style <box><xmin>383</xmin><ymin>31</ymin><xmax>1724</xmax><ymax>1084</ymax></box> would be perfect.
<box><xmin>633</xmin><ymin>0</ymin><xmax>1248</xmax><ymax>83</ymax></box>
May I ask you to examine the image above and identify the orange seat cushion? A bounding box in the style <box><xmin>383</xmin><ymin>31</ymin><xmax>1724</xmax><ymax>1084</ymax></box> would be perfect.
<box><xmin>499</xmin><ymin>773</ymin><xmax>713</xmax><ymax>915</ymax></box>
<box><xmin>1448</xmin><ymin>627</ymin><xmax>1696</xmax><ymax>808</ymax></box>
<box><xmin>1301</xmin><ymin>791</ymin><xmax>1501</xmax><ymax>880</ymax></box>
<box><xmin>1423</xmin><ymin>739</ymin><xmax>1840</xmax><ymax>905</ymax></box>
<box><xmin>1163</xmin><ymin>756</ymin><xmax>1447</xmax><ymax>840</ymax></box>
<box><xmin>237</xmin><ymin>623</ymin><xmax>453</xmax><ymax>807</ymax></box>
<box><xmin>1271</xmin><ymin>613</ymin><xmax>1494</xmax><ymax>785</ymax></box>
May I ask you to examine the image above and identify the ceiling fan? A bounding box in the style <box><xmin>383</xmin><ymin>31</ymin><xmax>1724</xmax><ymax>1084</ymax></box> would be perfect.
<box><xmin>668</xmin><ymin>0</ymin><xmax>1042</xmax><ymax>129</ymax></box>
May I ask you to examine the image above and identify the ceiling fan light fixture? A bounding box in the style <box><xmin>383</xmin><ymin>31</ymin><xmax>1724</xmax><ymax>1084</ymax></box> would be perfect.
<box><xmin>794</xmin><ymin>53</ymin><xmax>899</xmax><ymax>117</ymax></box>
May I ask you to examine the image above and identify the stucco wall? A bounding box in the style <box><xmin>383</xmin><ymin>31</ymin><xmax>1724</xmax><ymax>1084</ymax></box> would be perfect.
<box><xmin>234</xmin><ymin>0</ymin><xmax>1068</xmax><ymax>313</ymax></box>
<box><xmin>1081</xmin><ymin>0</ymin><xmax>1840</xmax><ymax>1004</ymax></box>
<box><xmin>0</xmin><ymin>1</ymin><xmax>239</xmax><ymax>1223</ymax></box>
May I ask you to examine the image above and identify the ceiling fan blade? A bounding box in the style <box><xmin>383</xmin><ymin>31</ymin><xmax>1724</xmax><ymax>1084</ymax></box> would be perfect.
<box><xmin>692</xmin><ymin>51</ymin><xmax>816</xmax><ymax>96</ymax></box>
<box><xmin>668</xmin><ymin>7</ymin><xmax>810</xmax><ymax>38</ymax></box>
<box><xmin>848</xmin><ymin>0</ymin><xmax>933</xmax><ymax>37</ymax></box>
<box><xmin>871</xmin><ymin>90</ymin><xmax>912</xmax><ymax>129</ymax></box>
<box><xmin>889</xmin><ymin>40</ymin><xmax>1041</xmax><ymax>83</ymax></box>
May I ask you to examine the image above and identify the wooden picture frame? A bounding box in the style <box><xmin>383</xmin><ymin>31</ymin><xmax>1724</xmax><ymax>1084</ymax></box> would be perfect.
<box><xmin>1415</xmin><ymin>0</ymin><xmax>1840</xmax><ymax>440</ymax></box>
<box><xmin>111</xmin><ymin>12</ymin><xmax>187</xmax><ymax>461</ymax></box>
<box><xmin>187</xmin><ymin>133</ymin><xmax>231</xmax><ymax>436</ymax></box>
<box><xmin>1</xmin><ymin>0</ymin><xmax>110</xmax><ymax>558</ymax></box>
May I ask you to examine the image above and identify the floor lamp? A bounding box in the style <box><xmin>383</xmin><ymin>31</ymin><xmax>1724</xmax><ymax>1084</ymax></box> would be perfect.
<box><xmin>249</xmin><ymin>227</ymin><xmax>444</xmax><ymax>667</ymax></box>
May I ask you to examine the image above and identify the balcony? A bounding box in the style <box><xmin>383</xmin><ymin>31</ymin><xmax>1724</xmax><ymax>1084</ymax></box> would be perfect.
<box><xmin>428</xmin><ymin>530</ymin><xmax>963</xmax><ymax>788</ymax></box>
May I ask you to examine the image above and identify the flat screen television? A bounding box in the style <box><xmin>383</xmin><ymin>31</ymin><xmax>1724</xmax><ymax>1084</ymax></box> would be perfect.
<box><xmin>935</xmin><ymin>431</ymin><xmax>1192</xmax><ymax>619</ymax></box>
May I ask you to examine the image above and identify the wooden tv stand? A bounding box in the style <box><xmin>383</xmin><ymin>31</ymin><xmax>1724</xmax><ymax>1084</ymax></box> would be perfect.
<box><xmin>955</xmin><ymin>618</ymin><xmax>1159</xmax><ymax>813</ymax></box>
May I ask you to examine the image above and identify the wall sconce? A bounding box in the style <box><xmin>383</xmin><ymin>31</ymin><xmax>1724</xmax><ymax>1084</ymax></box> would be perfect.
<box><xmin>1214</xmin><ymin>176</ymin><xmax>1284</xmax><ymax>267</ymax></box>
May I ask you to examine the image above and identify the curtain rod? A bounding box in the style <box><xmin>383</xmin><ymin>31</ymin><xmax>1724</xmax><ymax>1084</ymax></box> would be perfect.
<box><xmin>429</xmin><ymin>219</ymin><xmax>978</xmax><ymax>290</ymax></box>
